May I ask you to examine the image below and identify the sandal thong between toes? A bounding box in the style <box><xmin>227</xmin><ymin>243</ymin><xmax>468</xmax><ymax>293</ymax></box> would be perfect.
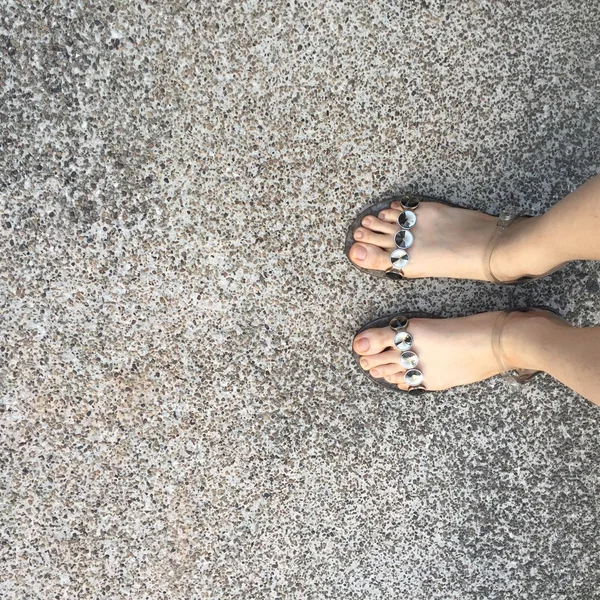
<box><xmin>345</xmin><ymin>193</ymin><xmax>566</xmax><ymax>284</ymax></box>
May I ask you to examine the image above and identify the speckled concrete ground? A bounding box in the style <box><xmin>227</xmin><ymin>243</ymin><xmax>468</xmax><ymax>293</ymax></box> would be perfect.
<box><xmin>2</xmin><ymin>1</ymin><xmax>600</xmax><ymax>598</ymax></box>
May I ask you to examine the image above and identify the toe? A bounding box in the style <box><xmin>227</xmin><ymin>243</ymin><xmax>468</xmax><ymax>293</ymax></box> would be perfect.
<box><xmin>370</xmin><ymin>362</ymin><xmax>403</xmax><ymax>379</ymax></box>
<box><xmin>358</xmin><ymin>349</ymin><xmax>400</xmax><ymax>370</ymax></box>
<box><xmin>353</xmin><ymin>327</ymin><xmax>395</xmax><ymax>356</ymax></box>
<box><xmin>384</xmin><ymin>372</ymin><xmax>406</xmax><ymax>384</ymax></box>
<box><xmin>361</xmin><ymin>216</ymin><xmax>398</xmax><ymax>235</ymax></box>
<box><xmin>377</xmin><ymin>208</ymin><xmax>401</xmax><ymax>224</ymax></box>
<box><xmin>353</xmin><ymin>227</ymin><xmax>396</xmax><ymax>249</ymax></box>
<box><xmin>349</xmin><ymin>242</ymin><xmax>390</xmax><ymax>271</ymax></box>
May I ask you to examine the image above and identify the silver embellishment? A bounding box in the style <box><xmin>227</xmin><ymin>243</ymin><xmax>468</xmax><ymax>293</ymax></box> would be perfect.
<box><xmin>390</xmin><ymin>316</ymin><xmax>409</xmax><ymax>331</ymax></box>
<box><xmin>400</xmin><ymin>196</ymin><xmax>420</xmax><ymax>210</ymax></box>
<box><xmin>390</xmin><ymin>248</ymin><xmax>409</xmax><ymax>270</ymax></box>
<box><xmin>397</xmin><ymin>210</ymin><xmax>417</xmax><ymax>230</ymax></box>
<box><xmin>385</xmin><ymin>270</ymin><xmax>403</xmax><ymax>280</ymax></box>
<box><xmin>400</xmin><ymin>351</ymin><xmax>419</xmax><ymax>369</ymax></box>
<box><xmin>408</xmin><ymin>384</ymin><xmax>427</xmax><ymax>396</ymax></box>
<box><xmin>394</xmin><ymin>331</ymin><xmax>413</xmax><ymax>352</ymax></box>
<box><xmin>394</xmin><ymin>229</ymin><xmax>414</xmax><ymax>250</ymax></box>
<box><xmin>404</xmin><ymin>369</ymin><xmax>424</xmax><ymax>386</ymax></box>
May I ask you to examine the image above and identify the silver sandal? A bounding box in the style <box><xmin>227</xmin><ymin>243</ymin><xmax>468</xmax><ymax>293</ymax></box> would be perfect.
<box><xmin>345</xmin><ymin>193</ymin><xmax>566</xmax><ymax>283</ymax></box>
<box><xmin>353</xmin><ymin>307</ymin><xmax>566</xmax><ymax>394</ymax></box>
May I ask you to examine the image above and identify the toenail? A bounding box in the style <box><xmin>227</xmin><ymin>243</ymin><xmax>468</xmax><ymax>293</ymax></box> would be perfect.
<box><xmin>354</xmin><ymin>246</ymin><xmax>367</xmax><ymax>261</ymax></box>
<box><xmin>360</xmin><ymin>358</ymin><xmax>368</xmax><ymax>369</ymax></box>
<box><xmin>371</xmin><ymin>369</ymin><xmax>379</xmax><ymax>377</ymax></box>
<box><xmin>378</xmin><ymin>211</ymin><xmax>386</xmax><ymax>219</ymax></box>
<box><xmin>363</xmin><ymin>217</ymin><xmax>371</xmax><ymax>226</ymax></box>
<box><xmin>354</xmin><ymin>229</ymin><xmax>363</xmax><ymax>240</ymax></box>
<box><xmin>355</xmin><ymin>337</ymin><xmax>369</xmax><ymax>352</ymax></box>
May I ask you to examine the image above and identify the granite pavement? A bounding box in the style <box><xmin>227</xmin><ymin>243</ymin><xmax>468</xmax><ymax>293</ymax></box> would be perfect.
<box><xmin>2</xmin><ymin>1</ymin><xmax>600</xmax><ymax>598</ymax></box>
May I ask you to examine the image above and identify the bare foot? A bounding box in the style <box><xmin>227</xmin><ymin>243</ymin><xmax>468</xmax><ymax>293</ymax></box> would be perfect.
<box><xmin>348</xmin><ymin>201</ymin><xmax>558</xmax><ymax>282</ymax></box>
<box><xmin>353</xmin><ymin>310</ymin><xmax>560</xmax><ymax>391</ymax></box>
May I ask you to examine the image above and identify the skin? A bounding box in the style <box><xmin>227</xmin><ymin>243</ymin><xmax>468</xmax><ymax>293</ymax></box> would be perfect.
<box><xmin>351</xmin><ymin>175</ymin><xmax>600</xmax><ymax>406</ymax></box>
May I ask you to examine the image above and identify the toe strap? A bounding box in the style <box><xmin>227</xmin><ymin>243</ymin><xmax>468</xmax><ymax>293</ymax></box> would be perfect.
<box><xmin>390</xmin><ymin>315</ymin><xmax>426</xmax><ymax>395</ymax></box>
<box><xmin>386</xmin><ymin>195</ymin><xmax>420</xmax><ymax>280</ymax></box>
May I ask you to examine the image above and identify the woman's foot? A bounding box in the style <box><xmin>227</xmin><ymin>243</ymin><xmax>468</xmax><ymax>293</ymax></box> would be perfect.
<box><xmin>353</xmin><ymin>310</ymin><xmax>561</xmax><ymax>391</ymax></box>
<box><xmin>348</xmin><ymin>201</ymin><xmax>558</xmax><ymax>282</ymax></box>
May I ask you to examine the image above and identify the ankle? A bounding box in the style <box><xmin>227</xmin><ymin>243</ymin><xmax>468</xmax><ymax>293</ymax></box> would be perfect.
<box><xmin>490</xmin><ymin>216</ymin><xmax>566</xmax><ymax>282</ymax></box>
<box><xmin>500</xmin><ymin>310</ymin><xmax>567</xmax><ymax>373</ymax></box>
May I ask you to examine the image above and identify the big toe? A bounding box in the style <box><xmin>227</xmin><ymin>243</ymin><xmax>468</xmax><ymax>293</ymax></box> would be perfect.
<box><xmin>349</xmin><ymin>242</ymin><xmax>389</xmax><ymax>272</ymax></box>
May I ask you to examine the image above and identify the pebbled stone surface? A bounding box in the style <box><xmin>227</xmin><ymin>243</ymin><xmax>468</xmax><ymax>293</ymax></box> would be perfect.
<box><xmin>1</xmin><ymin>1</ymin><xmax>599</xmax><ymax>598</ymax></box>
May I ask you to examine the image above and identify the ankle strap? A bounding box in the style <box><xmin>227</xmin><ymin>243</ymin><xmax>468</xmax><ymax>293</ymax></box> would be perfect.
<box><xmin>491</xmin><ymin>308</ymin><xmax>556</xmax><ymax>387</ymax></box>
<box><xmin>491</xmin><ymin>311</ymin><xmax>512</xmax><ymax>375</ymax></box>
<box><xmin>482</xmin><ymin>210</ymin><xmax>523</xmax><ymax>284</ymax></box>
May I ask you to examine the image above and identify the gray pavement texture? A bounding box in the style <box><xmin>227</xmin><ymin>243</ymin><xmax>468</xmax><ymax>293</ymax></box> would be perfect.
<box><xmin>2</xmin><ymin>1</ymin><xmax>600</xmax><ymax>598</ymax></box>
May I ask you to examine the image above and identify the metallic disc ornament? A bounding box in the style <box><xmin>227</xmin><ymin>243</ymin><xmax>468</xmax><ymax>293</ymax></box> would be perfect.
<box><xmin>394</xmin><ymin>331</ymin><xmax>413</xmax><ymax>352</ymax></box>
<box><xmin>399</xmin><ymin>351</ymin><xmax>419</xmax><ymax>369</ymax></box>
<box><xmin>397</xmin><ymin>210</ymin><xmax>417</xmax><ymax>230</ymax></box>
<box><xmin>394</xmin><ymin>229</ymin><xmax>414</xmax><ymax>250</ymax></box>
<box><xmin>404</xmin><ymin>369</ymin><xmax>424</xmax><ymax>386</ymax></box>
<box><xmin>408</xmin><ymin>385</ymin><xmax>427</xmax><ymax>396</ymax></box>
<box><xmin>389</xmin><ymin>248</ymin><xmax>409</xmax><ymax>270</ymax></box>
<box><xmin>400</xmin><ymin>196</ymin><xmax>420</xmax><ymax>210</ymax></box>
<box><xmin>389</xmin><ymin>316</ymin><xmax>409</xmax><ymax>331</ymax></box>
<box><xmin>385</xmin><ymin>270</ymin><xmax>404</xmax><ymax>280</ymax></box>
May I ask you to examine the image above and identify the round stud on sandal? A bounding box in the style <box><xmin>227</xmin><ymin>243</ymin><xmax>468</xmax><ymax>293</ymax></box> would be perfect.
<box><xmin>389</xmin><ymin>248</ymin><xmax>409</xmax><ymax>270</ymax></box>
<box><xmin>394</xmin><ymin>229</ymin><xmax>414</xmax><ymax>250</ymax></box>
<box><xmin>390</xmin><ymin>316</ymin><xmax>409</xmax><ymax>331</ymax></box>
<box><xmin>397</xmin><ymin>210</ymin><xmax>417</xmax><ymax>230</ymax></box>
<box><xmin>399</xmin><ymin>350</ymin><xmax>419</xmax><ymax>369</ymax></box>
<box><xmin>405</xmin><ymin>368</ymin><xmax>424</xmax><ymax>386</ymax></box>
<box><xmin>400</xmin><ymin>196</ymin><xmax>420</xmax><ymax>210</ymax></box>
<box><xmin>393</xmin><ymin>330</ymin><xmax>413</xmax><ymax>352</ymax></box>
<box><xmin>408</xmin><ymin>384</ymin><xmax>427</xmax><ymax>396</ymax></box>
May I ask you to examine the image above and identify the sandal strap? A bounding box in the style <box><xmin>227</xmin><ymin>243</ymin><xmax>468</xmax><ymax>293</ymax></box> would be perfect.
<box><xmin>482</xmin><ymin>210</ymin><xmax>524</xmax><ymax>284</ymax></box>
<box><xmin>490</xmin><ymin>311</ymin><xmax>536</xmax><ymax>386</ymax></box>
<box><xmin>491</xmin><ymin>308</ymin><xmax>562</xmax><ymax>386</ymax></box>
<box><xmin>483</xmin><ymin>210</ymin><xmax>567</xmax><ymax>284</ymax></box>
<box><xmin>386</xmin><ymin>197</ymin><xmax>420</xmax><ymax>279</ymax></box>
<box><xmin>390</xmin><ymin>315</ymin><xmax>426</xmax><ymax>395</ymax></box>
